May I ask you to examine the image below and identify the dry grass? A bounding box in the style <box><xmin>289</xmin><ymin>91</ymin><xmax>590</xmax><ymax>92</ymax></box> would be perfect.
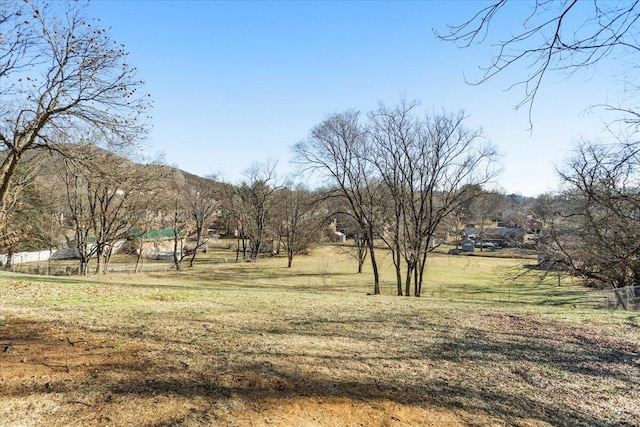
<box><xmin>1</xmin><ymin>246</ymin><xmax>639</xmax><ymax>426</ymax></box>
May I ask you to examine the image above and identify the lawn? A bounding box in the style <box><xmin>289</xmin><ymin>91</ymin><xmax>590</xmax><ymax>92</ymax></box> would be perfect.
<box><xmin>1</xmin><ymin>245</ymin><xmax>638</xmax><ymax>426</ymax></box>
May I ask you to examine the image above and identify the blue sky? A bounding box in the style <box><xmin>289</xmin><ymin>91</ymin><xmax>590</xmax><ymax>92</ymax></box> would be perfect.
<box><xmin>86</xmin><ymin>0</ymin><xmax>617</xmax><ymax>196</ymax></box>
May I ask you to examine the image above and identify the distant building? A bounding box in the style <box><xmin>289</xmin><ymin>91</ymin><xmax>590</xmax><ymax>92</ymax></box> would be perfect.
<box><xmin>464</xmin><ymin>227</ymin><xmax>526</xmax><ymax>244</ymax></box>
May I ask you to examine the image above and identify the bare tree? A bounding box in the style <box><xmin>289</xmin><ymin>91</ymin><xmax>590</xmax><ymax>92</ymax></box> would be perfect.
<box><xmin>368</xmin><ymin>101</ymin><xmax>418</xmax><ymax>295</ymax></box>
<box><xmin>278</xmin><ymin>185</ymin><xmax>324</xmax><ymax>268</ymax></box>
<box><xmin>164</xmin><ymin>169</ymin><xmax>195</xmax><ymax>271</ymax></box>
<box><xmin>294</xmin><ymin>111</ymin><xmax>384</xmax><ymax>295</ymax></box>
<box><xmin>369</xmin><ymin>102</ymin><xmax>500</xmax><ymax>296</ymax></box>
<box><xmin>62</xmin><ymin>152</ymin><xmax>96</xmax><ymax>275</ymax></box>
<box><xmin>0</xmin><ymin>1</ymin><xmax>150</xmax><ymax>219</ymax></box>
<box><xmin>331</xmin><ymin>211</ymin><xmax>368</xmax><ymax>274</ymax></box>
<box><xmin>93</xmin><ymin>158</ymin><xmax>148</xmax><ymax>273</ymax></box>
<box><xmin>219</xmin><ymin>181</ymin><xmax>249</xmax><ymax>262</ymax></box>
<box><xmin>542</xmin><ymin>142</ymin><xmax>640</xmax><ymax>288</ymax></box>
<box><xmin>235</xmin><ymin>161</ymin><xmax>283</xmax><ymax>261</ymax></box>
<box><xmin>183</xmin><ymin>176</ymin><xmax>221</xmax><ymax>267</ymax></box>
<box><xmin>437</xmin><ymin>1</ymin><xmax>640</xmax><ymax>126</ymax></box>
<box><xmin>60</xmin><ymin>145</ymin><xmax>158</xmax><ymax>274</ymax></box>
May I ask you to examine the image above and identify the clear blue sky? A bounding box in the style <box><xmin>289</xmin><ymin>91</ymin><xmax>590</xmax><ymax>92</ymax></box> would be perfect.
<box><xmin>86</xmin><ymin>0</ymin><xmax>617</xmax><ymax>196</ymax></box>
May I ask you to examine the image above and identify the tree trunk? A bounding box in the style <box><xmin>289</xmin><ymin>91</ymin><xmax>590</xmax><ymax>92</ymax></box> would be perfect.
<box><xmin>368</xmin><ymin>237</ymin><xmax>381</xmax><ymax>294</ymax></box>
<box><xmin>173</xmin><ymin>236</ymin><xmax>183</xmax><ymax>271</ymax></box>
<box><xmin>95</xmin><ymin>246</ymin><xmax>103</xmax><ymax>274</ymax></box>
<box><xmin>79</xmin><ymin>257</ymin><xmax>89</xmax><ymax>275</ymax></box>
<box><xmin>134</xmin><ymin>244</ymin><xmax>144</xmax><ymax>273</ymax></box>
<box><xmin>405</xmin><ymin>263</ymin><xmax>413</xmax><ymax>297</ymax></box>
<box><xmin>355</xmin><ymin>238</ymin><xmax>367</xmax><ymax>274</ymax></box>
<box><xmin>251</xmin><ymin>238</ymin><xmax>260</xmax><ymax>260</ymax></box>
<box><xmin>614</xmin><ymin>288</ymin><xmax>628</xmax><ymax>310</ymax></box>
<box><xmin>189</xmin><ymin>244</ymin><xmax>198</xmax><ymax>267</ymax></box>
<box><xmin>3</xmin><ymin>247</ymin><xmax>14</xmax><ymax>270</ymax></box>
<box><xmin>391</xmin><ymin>245</ymin><xmax>403</xmax><ymax>296</ymax></box>
<box><xmin>104</xmin><ymin>247</ymin><xmax>113</xmax><ymax>274</ymax></box>
<box><xmin>0</xmin><ymin>151</ymin><xmax>22</xmax><ymax>221</ymax></box>
<box><xmin>77</xmin><ymin>238</ymin><xmax>90</xmax><ymax>275</ymax></box>
<box><xmin>416</xmin><ymin>250</ymin><xmax>429</xmax><ymax>297</ymax></box>
<box><xmin>242</xmin><ymin>237</ymin><xmax>247</xmax><ymax>260</ymax></box>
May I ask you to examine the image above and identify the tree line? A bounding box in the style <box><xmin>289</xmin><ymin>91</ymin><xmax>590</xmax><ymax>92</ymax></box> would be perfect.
<box><xmin>2</xmin><ymin>0</ymin><xmax>638</xmax><ymax>293</ymax></box>
<box><xmin>0</xmin><ymin>148</ymin><xmax>331</xmax><ymax>275</ymax></box>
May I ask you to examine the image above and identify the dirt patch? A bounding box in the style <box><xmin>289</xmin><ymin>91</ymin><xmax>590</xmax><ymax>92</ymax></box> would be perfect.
<box><xmin>241</xmin><ymin>397</ymin><xmax>465</xmax><ymax>427</ymax></box>
<box><xmin>1</xmin><ymin>318</ymin><xmax>146</xmax><ymax>425</ymax></box>
<box><xmin>0</xmin><ymin>317</ymin><xmax>471</xmax><ymax>426</ymax></box>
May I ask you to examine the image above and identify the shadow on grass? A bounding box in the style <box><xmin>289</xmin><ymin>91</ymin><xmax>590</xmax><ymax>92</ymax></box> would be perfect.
<box><xmin>4</xmin><ymin>310</ymin><xmax>638</xmax><ymax>427</ymax></box>
<box><xmin>421</xmin><ymin>281</ymin><xmax>594</xmax><ymax>308</ymax></box>
<box><xmin>90</xmin><ymin>360</ymin><xmax>635</xmax><ymax>427</ymax></box>
<box><xmin>4</xmin><ymin>351</ymin><xmax>616</xmax><ymax>427</ymax></box>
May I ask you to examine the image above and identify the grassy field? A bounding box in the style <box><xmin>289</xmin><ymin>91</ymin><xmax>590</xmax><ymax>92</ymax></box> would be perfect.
<box><xmin>1</xmin><ymin>245</ymin><xmax>638</xmax><ymax>426</ymax></box>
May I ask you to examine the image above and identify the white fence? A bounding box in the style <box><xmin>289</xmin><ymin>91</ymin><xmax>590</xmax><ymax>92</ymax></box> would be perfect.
<box><xmin>8</xmin><ymin>261</ymin><xmax>171</xmax><ymax>276</ymax></box>
<box><xmin>0</xmin><ymin>250</ymin><xmax>53</xmax><ymax>265</ymax></box>
<box><xmin>0</xmin><ymin>241</ymin><xmax>127</xmax><ymax>266</ymax></box>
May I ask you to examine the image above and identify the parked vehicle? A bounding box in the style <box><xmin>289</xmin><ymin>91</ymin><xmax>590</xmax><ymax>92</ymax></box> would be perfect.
<box><xmin>475</xmin><ymin>241</ymin><xmax>497</xmax><ymax>250</ymax></box>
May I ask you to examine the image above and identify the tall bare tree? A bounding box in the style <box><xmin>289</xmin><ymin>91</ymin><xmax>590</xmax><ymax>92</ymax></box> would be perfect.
<box><xmin>294</xmin><ymin>111</ymin><xmax>385</xmax><ymax>295</ymax></box>
<box><xmin>219</xmin><ymin>181</ymin><xmax>249</xmax><ymax>261</ymax></box>
<box><xmin>0</xmin><ymin>1</ymin><xmax>150</xmax><ymax>219</ymax></box>
<box><xmin>368</xmin><ymin>100</ymin><xmax>421</xmax><ymax>296</ymax></box>
<box><xmin>235</xmin><ymin>162</ymin><xmax>283</xmax><ymax>261</ymax></box>
<box><xmin>164</xmin><ymin>169</ymin><xmax>195</xmax><ymax>271</ymax></box>
<box><xmin>62</xmin><ymin>154</ymin><xmax>95</xmax><ymax>275</ymax></box>
<box><xmin>369</xmin><ymin>102</ymin><xmax>500</xmax><ymax>296</ymax></box>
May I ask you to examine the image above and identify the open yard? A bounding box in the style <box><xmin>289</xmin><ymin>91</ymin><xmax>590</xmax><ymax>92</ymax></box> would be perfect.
<box><xmin>1</xmin><ymin>246</ymin><xmax>639</xmax><ymax>426</ymax></box>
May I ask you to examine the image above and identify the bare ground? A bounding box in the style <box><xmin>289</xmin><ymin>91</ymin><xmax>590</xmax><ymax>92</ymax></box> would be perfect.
<box><xmin>1</xmin><ymin>277</ymin><xmax>639</xmax><ymax>426</ymax></box>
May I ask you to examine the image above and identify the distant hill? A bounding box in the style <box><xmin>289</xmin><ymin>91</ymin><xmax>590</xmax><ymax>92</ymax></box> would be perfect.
<box><xmin>1</xmin><ymin>144</ymin><xmax>217</xmax><ymax>188</ymax></box>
